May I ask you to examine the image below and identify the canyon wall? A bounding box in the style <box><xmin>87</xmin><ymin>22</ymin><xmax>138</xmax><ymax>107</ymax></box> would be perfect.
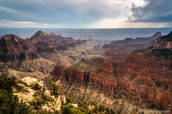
<box><xmin>52</xmin><ymin>31</ymin><xmax>172</xmax><ymax>111</ymax></box>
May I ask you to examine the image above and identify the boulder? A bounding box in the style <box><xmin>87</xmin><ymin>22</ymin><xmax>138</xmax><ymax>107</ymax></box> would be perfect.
<box><xmin>21</xmin><ymin>77</ymin><xmax>38</xmax><ymax>86</ymax></box>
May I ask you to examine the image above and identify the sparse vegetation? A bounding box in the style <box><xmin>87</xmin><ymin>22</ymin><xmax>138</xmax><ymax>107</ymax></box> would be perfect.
<box><xmin>51</xmin><ymin>82</ymin><xmax>61</xmax><ymax>96</ymax></box>
<box><xmin>152</xmin><ymin>49</ymin><xmax>172</xmax><ymax>57</ymax></box>
<box><xmin>31</xmin><ymin>91</ymin><xmax>45</xmax><ymax>107</ymax></box>
<box><xmin>0</xmin><ymin>74</ymin><xmax>31</xmax><ymax>114</ymax></box>
<box><xmin>66</xmin><ymin>96</ymin><xmax>73</xmax><ymax>104</ymax></box>
<box><xmin>155</xmin><ymin>81</ymin><xmax>169</xmax><ymax>90</ymax></box>
<box><xmin>61</xmin><ymin>99</ymin><xmax>116</xmax><ymax>114</ymax></box>
<box><xmin>31</xmin><ymin>83</ymin><xmax>42</xmax><ymax>91</ymax></box>
<box><xmin>62</xmin><ymin>104</ymin><xmax>85</xmax><ymax>114</ymax></box>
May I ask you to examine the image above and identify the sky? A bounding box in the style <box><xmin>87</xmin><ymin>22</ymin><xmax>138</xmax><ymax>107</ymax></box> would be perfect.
<box><xmin>0</xmin><ymin>0</ymin><xmax>172</xmax><ymax>28</ymax></box>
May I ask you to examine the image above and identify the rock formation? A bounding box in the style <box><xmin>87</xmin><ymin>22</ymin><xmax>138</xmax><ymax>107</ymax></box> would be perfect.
<box><xmin>0</xmin><ymin>30</ymin><xmax>171</xmax><ymax>113</ymax></box>
<box><xmin>102</xmin><ymin>32</ymin><xmax>162</xmax><ymax>59</ymax></box>
<box><xmin>30</xmin><ymin>31</ymin><xmax>87</xmax><ymax>53</ymax></box>
<box><xmin>52</xmin><ymin>31</ymin><xmax>172</xmax><ymax>111</ymax></box>
<box><xmin>0</xmin><ymin>34</ymin><xmax>38</xmax><ymax>62</ymax></box>
<box><xmin>0</xmin><ymin>31</ymin><xmax>88</xmax><ymax>72</ymax></box>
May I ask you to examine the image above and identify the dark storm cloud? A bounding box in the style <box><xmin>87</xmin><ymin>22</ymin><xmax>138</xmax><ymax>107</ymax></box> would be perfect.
<box><xmin>129</xmin><ymin>0</ymin><xmax>172</xmax><ymax>22</ymax></box>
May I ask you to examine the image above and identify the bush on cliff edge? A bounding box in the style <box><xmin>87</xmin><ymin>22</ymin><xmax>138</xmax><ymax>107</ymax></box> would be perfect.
<box><xmin>0</xmin><ymin>74</ymin><xmax>31</xmax><ymax>114</ymax></box>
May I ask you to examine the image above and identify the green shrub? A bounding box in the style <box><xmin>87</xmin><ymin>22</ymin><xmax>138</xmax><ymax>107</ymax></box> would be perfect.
<box><xmin>152</xmin><ymin>49</ymin><xmax>172</xmax><ymax>57</ymax></box>
<box><xmin>31</xmin><ymin>91</ymin><xmax>45</xmax><ymax>107</ymax></box>
<box><xmin>31</xmin><ymin>83</ymin><xmax>42</xmax><ymax>91</ymax></box>
<box><xmin>0</xmin><ymin>74</ymin><xmax>15</xmax><ymax>92</ymax></box>
<box><xmin>15</xmin><ymin>83</ymin><xmax>25</xmax><ymax>91</ymax></box>
<box><xmin>50</xmin><ymin>82</ymin><xmax>60</xmax><ymax>96</ymax></box>
<box><xmin>63</xmin><ymin>99</ymin><xmax>116</xmax><ymax>114</ymax></box>
<box><xmin>0</xmin><ymin>74</ymin><xmax>31</xmax><ymax>114</ymax></box>
<box><xmin>42</xmin><ymin>94</ymin><xmax>54</xmax><ymax>102</ymax></box>
<box><xmin>62</xmin><ymin>104</ymin><xmax>84</xmax><ymax>114</ymax></box>
<box><xmin>66</xmin><ymin>97</ymin><xmax>73</xmax><ymax>104</ymax></box>
<box><xmin>155</xmin><ymin>81</ymin><xmax>168</xmax><ymax>90</ymax></box>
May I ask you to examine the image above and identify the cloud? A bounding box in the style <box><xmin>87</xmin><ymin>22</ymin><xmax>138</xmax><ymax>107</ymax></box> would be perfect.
<box><xmin>0</xmin><ymin>0</ymin><xmax>133</xmax><ymax>24</ymax></box>
<box><xmin>0</xmin><ymin>0</ymin><xmax>171</xmax><ymax>28</ymax></box>
<box><xmin>129</xmin><ymin>0</ymin><xmax>172</xmax><ymax>22</ymax></box>
<box><xmin>0</xmin><ymin>5</ymin><xmax>39</xmax><ymax>22</ymax></box>
<box><xmin>0</xmin><ymin>20</ymin><xmax>58</xmax><ymax>28</ymax></box>
<box><xmin>0</xmin><ymin>6</ymin><xmax>23</xmax><ymax>15</ymax></box>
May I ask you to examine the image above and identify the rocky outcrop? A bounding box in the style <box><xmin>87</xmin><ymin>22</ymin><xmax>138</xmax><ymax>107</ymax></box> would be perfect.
<box><xmin>52</xmin><ymin>32</ymin><xmax>172</xmax><ymax>111</ymax></box>
<box><xmin>0</xmin><ymin>31</ymin><xmax>88</xmax><ymax>73</ymax></box>
<box><xmin>0</xmin><ymin>34</ymin><xmax>38</xmax><ymax>62</ymax></box>
<box><xmin>1</xmin><ymin>30</ymin><xmax>171</xmax><ymax>112</ymax></box>
<box><xmin>30</xmin><ymin>31</ymin><xmax>87</xmax><ymax>53</ymax></box>
<box><xmin>13</xmin><ymin>76</ymin><xmax>66</xmax><ymax>113</ymax></box>
<box><xmin>153</xmin><ymin>31</ymin><xmax>172</xmax><ymax>49</ymax></box>
<box><xmin>115</xmin><ymin>32</ymin><xmax>172</xmax><ymax>110</ymax></box>
<box><xmin>53</xmin><ymin>57</ymin><xmax>172</xmax><ymax>110</ymax></box>
<box><xmin>52</xmin><ymin>57</ymin><xmax>117</xmax><ymax>94</ymax></box>
<box><xmin>102</xmin><ymin>32</ymin><xmax>162</xmax><ymax>59</ymax></box>
<box><xmin>0</xmin><ymin>31</ymin><xmax>87</xmax><ymax>62</ymax></box>
<box><xmin>111</xmin><ymin>32</ymin><xmax>172</xmax><ymax>110</ymax></box>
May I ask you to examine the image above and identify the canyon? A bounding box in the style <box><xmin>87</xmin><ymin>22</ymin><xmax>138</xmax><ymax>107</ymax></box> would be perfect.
<box><xmin>52</xmin><ymin>31</ymin><xmax>172</xmax><ymax>113</ymax></box>
<box><xmin>0</xmin><ymin>31</ymin><xmax>172</xmax><ymax>113</ymax></box>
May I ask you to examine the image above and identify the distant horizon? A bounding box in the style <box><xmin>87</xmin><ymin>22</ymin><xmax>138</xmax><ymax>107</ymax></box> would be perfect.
<box><xmin>0</xmin><ymin>28</ymin><xmax>171</xmax><ymax>41</ymax></box>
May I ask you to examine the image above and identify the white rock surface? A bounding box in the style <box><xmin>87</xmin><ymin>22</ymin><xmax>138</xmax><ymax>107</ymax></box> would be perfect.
<box><xmin>21</xmin><ymin>77</ymin><xmax>38</xmax><ymax>86</ymax></box>
<box><xmin>44</xmin><ymin>90</ymin><xmax>51</xmax><ymax>96</ymax></box>
<box><xmin>14</xmin><ymin>76</ymin><xmax>66</xmax><ymax>113</ymax></box>
<box><xmin>61</xmin><ymin>95</ymin><xmax>66</xmax><ymax>104</ymax></box>
<box><xmin>71</xmin><ymin>103</ymin><xmax>78</xmax><ymax>108</ymax></box>
<box><xmin>37</xmin><ymin>81</ymin><xmax>44</xmax><ymax>88</ymax></box>
<box><xmin>54</xmin><ymin>96</ymin><xmax>62</xmax><ymax>112</ymax></box>
<box><xmin>41</xmin><ymin>104</ymin><xmax>53</xmax><ymax>112</ymax></box>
